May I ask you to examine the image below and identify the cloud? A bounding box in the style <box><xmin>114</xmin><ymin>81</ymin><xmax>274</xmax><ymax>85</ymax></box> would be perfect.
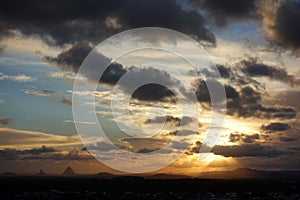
<box><xmin>194</xmin><ymin>78</ymin><xmax>297</xmax><ymax>119</ymax></box>
<box><xmin>261</xmin><ymin>122</ymin><xmax>291</xmax><ymax>132</ymax></box>
<box><xmin>229</xmin><ymin>132</ymin><xmax>259</xmax><ymax>143</ymax></box>
<box><xmin>194</xmin><ymin>79</ymin><xmax>237</xmax><ymax>104</ymax></box>
<box><xmin>22</xmin><ymin>89</ymin><xmax>55</xmax><ymax>97</ymax></box>
<box><xmin>145</xmin><ymin>115</ymin><xmax>193</xmax><ymax>126</ymax></box>
<box><xmin>0</xmin><ymin>0</ymin><xmax>215</xmax><ymax>48</ymax></box>
<box><xmin>43</xmin><ymin>42</ymin><xmax>94</xmax><ymax>71</ymax></box>
<box><xmin>121</xmin><ymin>137</ymin><xmax>169</xmax><ymax>153</ymax></box>
<box><xmin>259</xmin><ymin>0</ymin><xmax>300</xmax><ymax>55</ymax></box>
<box><xmin>189</xmin><ymin>0</ymin><xmax>260</xmax><ymax>26</ymax></box>
<box><xmin>226</xmin><ymin>86</ymin><xmax>297</xmax><ymax>119</ymax></box>
<box><xmin>0</xmin><ymin>72</ymin><xmax>36</xmax><ymax>82</ymax></box>
<box><xmin>0</xmin><ymin>128</ymin><xmax>81</xmax><ymax>148</ymax></box>
<box><xmin>43</xmin><ymin>42</ymin><xmax>128</xmax><ymax>85</ymax></box>
<box><xmin>212</xmin><ymin>144</ymin><xmax>285</xmax><ymax>158</ymax></box>
<box><xmin>279</xmin><ymin>136</ymin><xmax>297</xmax><ymax>142</ymax></box>
<box><xmin>131</xmin><ymin>84</ymin><xmax>176</xmax><ymax>102</ymax></box>
<box><xmin>0</xmin><ymin>146</ymin><xmax>93</xmax><ymax>161</ymax></box>
<box><xmin>85</xmin><ymin>141</ymin><xmax>115</xmax><ymax>152</ymax></box>
<box><xmin>60</xmin><ymin>97</ymin><xmax>72</xmax><ymax>106</ymax></box>
<box><xmin>118</xmin><ymin>67</ymin><xmax>181</xmax><ymax>102</ymax></box>
<box><xmin>0</xmin><ymin>118</ymin><xmax>12</xmax><ymax>125</ymax></box>
<box><xmin>239</xmin><ymin>57</ymin><xmax>300</xmax><ymax>86</ymax></box>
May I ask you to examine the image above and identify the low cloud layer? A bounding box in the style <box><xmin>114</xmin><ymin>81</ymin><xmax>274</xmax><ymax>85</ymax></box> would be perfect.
<box><xmin>0</xmin><ymin>128</ymin><xmax>81</xmax><ymax>148</ymax></box>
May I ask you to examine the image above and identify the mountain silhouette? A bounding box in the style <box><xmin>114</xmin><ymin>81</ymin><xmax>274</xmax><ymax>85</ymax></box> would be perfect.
<box><xmin>36</xmin><ymin>169</ymin><xmax>46</xmax><ymax>176</ymax></box>
<box><xmin>62</xmin><ymin>167</ymin><xmax>77</xmax><ymax>176</ymax></box>
<box><xmin>96</xmin><ymin>172</ymin><xmax>117</xmax><ymax>179</ymax></box>
<box><xmin>198</xmin><ymin>168</ymin><xmax>300</xmax><ymax>179</ymax></box>
<box><xmin>1</xmin><ymin>172</ymin><xmax>17</xmax><ymax>176</ymax></box>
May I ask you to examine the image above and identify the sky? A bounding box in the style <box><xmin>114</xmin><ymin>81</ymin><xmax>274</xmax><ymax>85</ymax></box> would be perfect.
<box><xmin>0</xmin><ymin>0</ymin><xmax>300</xmax><ymax>175</ymax></box>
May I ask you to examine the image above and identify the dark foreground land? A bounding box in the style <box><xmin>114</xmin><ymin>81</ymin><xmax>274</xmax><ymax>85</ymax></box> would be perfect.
<box><xmin>0</xmin><ymin>176</ymin><xmax>299</xmax><ymax>200</ymax></box>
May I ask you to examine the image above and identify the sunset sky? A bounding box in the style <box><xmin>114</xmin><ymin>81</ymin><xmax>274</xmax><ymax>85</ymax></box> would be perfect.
<box><xmin>0</xmin><ymin>0</ymin><xmax>300</xmax><ymax>175</ymax></box>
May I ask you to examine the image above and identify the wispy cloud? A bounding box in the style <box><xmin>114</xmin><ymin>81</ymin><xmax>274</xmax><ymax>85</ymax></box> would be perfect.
<box><xmin>0</xmin><ymin>72</ymin><xmax>36</xmax><ymax>82</ymax></box>
<box><xmin>22</xmin><ymin>89</ymin><xmax>55</xmax><ymax>97</ymax></box>
<box><xmin>0</xmin><ymin>128</ymin><xmax>81</xmax><ymax>149</ymax></box>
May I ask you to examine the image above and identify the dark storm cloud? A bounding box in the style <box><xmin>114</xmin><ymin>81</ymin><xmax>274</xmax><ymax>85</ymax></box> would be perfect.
<box><xmin>262</xmin><ymin>0</ymin><xmax>300</xmax><ymax>55</ymax></box>
<box><xmin>43</xmin><ymin>42</ymin><xmax>94</xmax><ymax>71</ymax></box>
<box><xmin>0</xmin><ymin>0</ymin><xmax>215</xmax><ymax>48</ymax></box>
<box><xmin>212</xmin><ymin>144</ymin><xmax>284</xmax><ymax>158</ymax></box>
<box><xmin>131</xmin><ymin>84</ymin><xmax>175</xmax><ymax>102</ymax></box>
<box><xmin>123</xmin><ymin>67</ymin><xmax>181</xmax><ymax>102</ymax></box>
<box><xmin>44</xmin><ymin>42</ymin><xmax>127</xmax><ymax>84</ymax></box>
<box><xmin>189</xmin><ymin>0</ymin><xmax>260</xmax><ymax>26</ymax></box>
<box><xmin>45</xmin><ymin>42</ymin><xmax>179</xmax><ymax>102</ymax></box>
<box><xmin>229</xmin><ymin>132</ymin><xmax>259</xmax><ymax>143</ymax></box>
<box><xmin>261</xmin><ymin>122</ymin><xmax>291</xmax><ymax>132</ymax></box>
<box><xmin>0</xmin><ymin>118</ymin><xmax>12</xmax><ymax>125</ymax></box>
<box><xmin>239</xmin><ymin>57</ymin><xmax>300</xmax><ymax>86</ymax></box>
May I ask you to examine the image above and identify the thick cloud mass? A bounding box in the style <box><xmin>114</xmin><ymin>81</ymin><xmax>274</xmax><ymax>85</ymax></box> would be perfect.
<box><xmin>261</xmin><ymin>122</ymin><xmax>291</xmax><ymax>132</ymax></box>
<box><xmin>132</xmin><ymin>84</ymin><xmax>175</xmax><ymax>102</ymax></box>
<box><xmin>240</xmin><ymin>57</ymin><xmax>299</xmax><ymax>86</ymax></box>
<box><xmin>0</xmin><ymin>0</ymin><xmax>215</xmax><ymax>47</ymax></box>
<box><xmin>189</xmin><ymin>0</ymin><xmax>259</xmax><ymax>26</ymax></box>
<box><xmin>212</xmin><ymin>144</ymin><xmax>284</xmax><ymax>158</ymax></box>
<box><xmin>260</xmin><ymin>0</ymin><xmax>300</xmax><ymax>55</ymax></box>
<box><xmin>227</xmin><ymin>86</ymin><xmax>297</xmax><ymax>119</ymax></box>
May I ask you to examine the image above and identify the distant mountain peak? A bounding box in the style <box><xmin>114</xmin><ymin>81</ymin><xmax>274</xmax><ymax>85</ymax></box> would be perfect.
<box><xmin>62</xmin><ymin>166</ymin><xmax>76</xmax><ymax>176</ymax></box>
<box><xmin>36</xmin><ymin>169</ymin><xmax>46</xmax><ymax>176</ymax></box>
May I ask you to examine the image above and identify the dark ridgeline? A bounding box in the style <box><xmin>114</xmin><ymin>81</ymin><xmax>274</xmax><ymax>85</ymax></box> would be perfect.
<box><xmin>0</xmin><ymin>168</ymin><xmax>299</xmax><ymax>199</ymax></box>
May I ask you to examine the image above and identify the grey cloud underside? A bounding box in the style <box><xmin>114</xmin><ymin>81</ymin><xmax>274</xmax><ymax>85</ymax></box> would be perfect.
<box><xmin>189</xmin><ymin>0</ymin><xmax>260</xmax><ymax>26</ymax></box>
<box><xmin>280</xmin><ymin>136</ymin><xmax>297</xmax><ymax>142</ymax></box>
<box><xmin>188</xmin><ymin>141</ymin><xmax>285</xmax><ymax>158</ymax></box>
<box><xmin>44</xmin><ymin>42</ymin><xmax>179</xmax><ymax>102</ymax></box>
<box><xmin>229</xmin><ymin>132</ymin><xmax>259</xmax><ymax>143</ymax></box>
<box><xmin>202</xmin><ymin>57</ymin><xmax>300</xmax><ymax>88</ymax></box>
<box><xmin>195</xmin><ymin>78</ymin><xmax>297</xmax><ymax>119</ymax></box>
<box><xmin>0</xmin><ymin>146</ymin><xmax>92</xmax><ymax>161</ymax></box>
<box><xmin>145</xmin><ymin>116</ymin><xmax>193</xmax><ymax>126</ymax></box>
<box><xmin>261</xmin><ymin>122</ymin><xmax>291</xmax><ymax>132</ymax></box>
<box><xmin>239</xmin><ymin>57</ymin><xmax>300</xmax><ymax>86</ymax></box>
<box><xmin>0</xmin><ymin>0</ymin><xmax>215</xmax><ymax>47</ymax></box>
